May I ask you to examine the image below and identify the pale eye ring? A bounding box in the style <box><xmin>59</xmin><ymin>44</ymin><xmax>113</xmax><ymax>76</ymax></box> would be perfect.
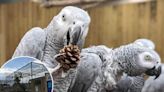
<box><xmin>144</xmin><ymin>55</ymin><xmax>152</xmax><ymax>61</ymax></box>
<box><xmin>62</xmin><ymin>14</ymin><xmax>66</xmax><ymax>21</ymax></box>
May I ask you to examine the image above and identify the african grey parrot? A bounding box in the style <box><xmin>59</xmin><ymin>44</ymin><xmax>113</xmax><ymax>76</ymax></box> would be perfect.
<box><xmin>12</xmin><ymin>6</ymin><xmax>91</xmax><ymax>69</ymax></box>
<box><xmin>112</xmin><ymin>38</ymin><xmax>157</xmax><ymax>92</ymax></box>
<box><xmin>142</xmin><ymin>64</ymin><xmax>164</xmax><ymax>92</ymax></box>
<box><xmin>68</xmin><ymin>43</ymin><xmax>161</xmax><ymax>92</ymax></box>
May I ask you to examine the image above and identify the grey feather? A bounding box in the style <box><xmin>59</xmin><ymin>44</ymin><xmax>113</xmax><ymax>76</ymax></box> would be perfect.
<box><xmin>52</xmin><ymin>68</ymin><xmax>77</xmax><ymax>92</ymax></box>
<box><xmin>12</xmin><ymin>27</ymin><xmax>46</xmax><ymax>59</ymax></box>
<box><xmin>134</xmin><ymin>38</ymin><xmax>155</xmax><ymax>50</ymax></box>
<box><xmin>68</xmin><ymin>52</ymin><xmax>102</xmax><ymax>92</ymax></box>
<box><xmin>112</xmin><ymin>74</ymin><xmax>144</xmax><ymax>92</ymax></box>
<box><xmin>68</xmin><ymin>45</ymin><xmax>111</xmax><ymax>92</ymax></box>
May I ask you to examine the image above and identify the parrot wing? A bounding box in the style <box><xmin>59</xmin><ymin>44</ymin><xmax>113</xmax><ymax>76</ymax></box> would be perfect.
<box><xmin>68</xmin><ymin>52</ymin><xmax>102</xmax><ymax>92</ymax></box>
<box><xmin>12</xmin><ymin>27</ymin><xmax>46</xmax><ymax>60</ymax></box>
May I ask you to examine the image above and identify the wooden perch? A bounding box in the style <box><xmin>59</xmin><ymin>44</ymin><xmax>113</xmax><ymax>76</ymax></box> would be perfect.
<box><xmin>31</xmin><ymin>0</ymin><xmax>154</xmax><ymax>9</ymax></box>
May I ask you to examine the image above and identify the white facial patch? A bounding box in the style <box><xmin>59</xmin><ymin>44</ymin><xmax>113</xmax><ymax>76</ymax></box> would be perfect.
<box><xmin>138</xmin><ymin>52</ymin><xmax>156</xmax><ymax>69</ymax></box>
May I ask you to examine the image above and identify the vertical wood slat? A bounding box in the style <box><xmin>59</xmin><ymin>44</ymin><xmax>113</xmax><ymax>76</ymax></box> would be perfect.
<box><xmin>157</xmin><ymin>0</ymin><xmax>164</xmax><ymax>59</ymax></box>
<box><xmin>0</xmin><ymin>5</ymin><xmax>7</xmax><ymax>66</ymax></box>
<box><xmin>0</xmin><ymin>0</ymin><xmax>164</xmax><ymax>66</ymax></box>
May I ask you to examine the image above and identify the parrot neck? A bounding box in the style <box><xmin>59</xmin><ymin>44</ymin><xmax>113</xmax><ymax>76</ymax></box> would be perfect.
<box><xmin>45</xmin><ymin>16</ymin><xmax>64</xmax><ymax>52</ymax></box>
<box><xmin>42</xmin><ymin>27</ymin><xmax>64</xmax><ymax>68</ymax></box>
<box><xmin>52</xmin><ymin>68</ymin><xmax>77</xmax><ymax>92</ymax></box>
<box><xmin>46</xmin><ymin>29</ymin><xmax>64</xmax><ymax>49</ymax></box>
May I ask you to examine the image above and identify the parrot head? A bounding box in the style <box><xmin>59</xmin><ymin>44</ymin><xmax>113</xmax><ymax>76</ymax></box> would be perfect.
<box><xmin>48</xmin><ymin>6</ymin><xmax>91</xmax><ymax>50</ymax></box>
<box><xmin>134</xmin><ymin>38</ymin><xmax>155</xmax><ymax>50</ymax></box>
<box><xmin>113</xmin><ymin>44</ymin><xmax>161</xmax><ymax>79</ymax></box>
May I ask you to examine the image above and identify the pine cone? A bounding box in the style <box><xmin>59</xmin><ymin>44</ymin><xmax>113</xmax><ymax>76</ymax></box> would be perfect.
<box><xmin>55</xmin><ymin>44</ymin><xmax>80</xmax><ymax>72</ymax></box>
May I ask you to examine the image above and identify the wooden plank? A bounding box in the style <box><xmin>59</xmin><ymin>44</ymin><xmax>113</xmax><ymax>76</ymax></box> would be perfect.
<box><xmin>0</xmin><ymin>5</ymin><xmax>7</xmax><ymax>66</ymax></box>
<box><xmin>156</xmin><ymin>0</ymin><xmax>164</xmax><ymax>60</ymax></box>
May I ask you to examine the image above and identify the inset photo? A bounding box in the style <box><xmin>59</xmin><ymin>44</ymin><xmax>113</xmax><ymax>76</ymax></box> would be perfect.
<box><xmin>0</xmin><ymin>56</ymin><xmax>53</xmax><ymax>92</ymax></box>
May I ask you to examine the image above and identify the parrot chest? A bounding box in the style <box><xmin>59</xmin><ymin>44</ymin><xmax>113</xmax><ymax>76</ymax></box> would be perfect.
<box><xmin>52</xmin><ymin>69</ymin><xmax>77</xmax><ymax>92</ymax></box>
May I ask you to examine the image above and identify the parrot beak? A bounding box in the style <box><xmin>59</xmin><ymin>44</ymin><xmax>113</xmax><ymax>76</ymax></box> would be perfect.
<box><xmin>66</xmin><ymin>28</ymin><xmax>71</xmax><ymax>45</ymax></box>
<box><xmin>145</xmin><ymin>65</ymin><xmax>162</xmax><ymax>79</ymax></box>
<box><xmin>66</xmin><ymin>26</ymin><xmax>83</xmax><ymax>46</ymax></box>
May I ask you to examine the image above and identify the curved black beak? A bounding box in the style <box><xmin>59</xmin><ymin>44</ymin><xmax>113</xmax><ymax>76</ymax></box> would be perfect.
<box><xmin>66</xmin><ymin>28</ymin><xmax>71</xmax><ymax>45</ymax></box>
<box><xmin>145</xmin><ymin>65</ymin><xmax>162</xmax><ymax>79</ymax></box>
<box><xmin>66</xmin><ymin>26</ymin><xmax>82</xmax><ymax>45</ymax></box>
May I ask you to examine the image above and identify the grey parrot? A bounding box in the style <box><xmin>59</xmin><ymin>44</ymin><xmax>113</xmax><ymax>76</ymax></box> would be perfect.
<box><xmin>112</xmin><ymin>38</ymin><xmax>157</xmax><ymax>92</ymax></box>
<box><xmin>69</xmin><ymin>44</ymin><xmax>161</xmax><ymax>92</ymax></box>
<box><xmin>12</xmin><ymin>6</ymin><xmax>91</xmax><ymax>69</ymax></box>
<box><xmin>142</xmin><ymin>64</ymin><xmax>164</xmax><ymax>92</ymax></box>
<box><xmin>68</xmin><ymin>43</ymin><xmax>161</xmax><ymax>92</ymax></box>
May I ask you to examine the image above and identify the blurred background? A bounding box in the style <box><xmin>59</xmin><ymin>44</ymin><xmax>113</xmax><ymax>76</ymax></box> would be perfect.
<box><xmin>0</xmin><ymin>0</ymin><xmax>164</xmax><ymax>66</ymax></box>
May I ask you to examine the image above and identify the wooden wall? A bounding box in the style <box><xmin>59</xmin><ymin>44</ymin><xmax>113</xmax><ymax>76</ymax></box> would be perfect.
<box><xmin>0</xmin><ymin>0</ymin><xmax>164</xmax><ymax>66</ymax></box>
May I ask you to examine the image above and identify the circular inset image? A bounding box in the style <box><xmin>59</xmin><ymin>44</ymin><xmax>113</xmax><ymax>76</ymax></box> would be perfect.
<box><xmin>0</xmin><ymin>56</ymin><xmax>53</xmax><ymax>92</ymax></box>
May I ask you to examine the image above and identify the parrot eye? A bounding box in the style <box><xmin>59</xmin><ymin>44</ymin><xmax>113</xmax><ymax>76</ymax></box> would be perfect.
<box><xmin>73</xmin><ymin>21</ymin><xmax>76</xmax><ymax>25</ymax></box>
<box><xmin>103</xmin><ymin>58</ymin><xmax>107</xmax><ymax>61</ymax></box>
<box><xmin>144</xmin><ymin>55</ymin><xmax>152</xmax><ymax>61</ymax></box>
<box><xmin>62</xmin><ymin>14</ymin><xmax>66</xmax><ymax>21</ymax></box>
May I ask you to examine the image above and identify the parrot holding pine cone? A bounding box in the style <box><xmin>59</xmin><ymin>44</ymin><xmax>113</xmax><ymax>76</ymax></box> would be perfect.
<box><xmin>11</xmin><ymin>6</ymin><xmax>91</xmax><ymax>92</ymax></box>
<box><xmin>12</xmin><ymin>6</ymin><xmax>90</xmax><ymax>71</ymax></box>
